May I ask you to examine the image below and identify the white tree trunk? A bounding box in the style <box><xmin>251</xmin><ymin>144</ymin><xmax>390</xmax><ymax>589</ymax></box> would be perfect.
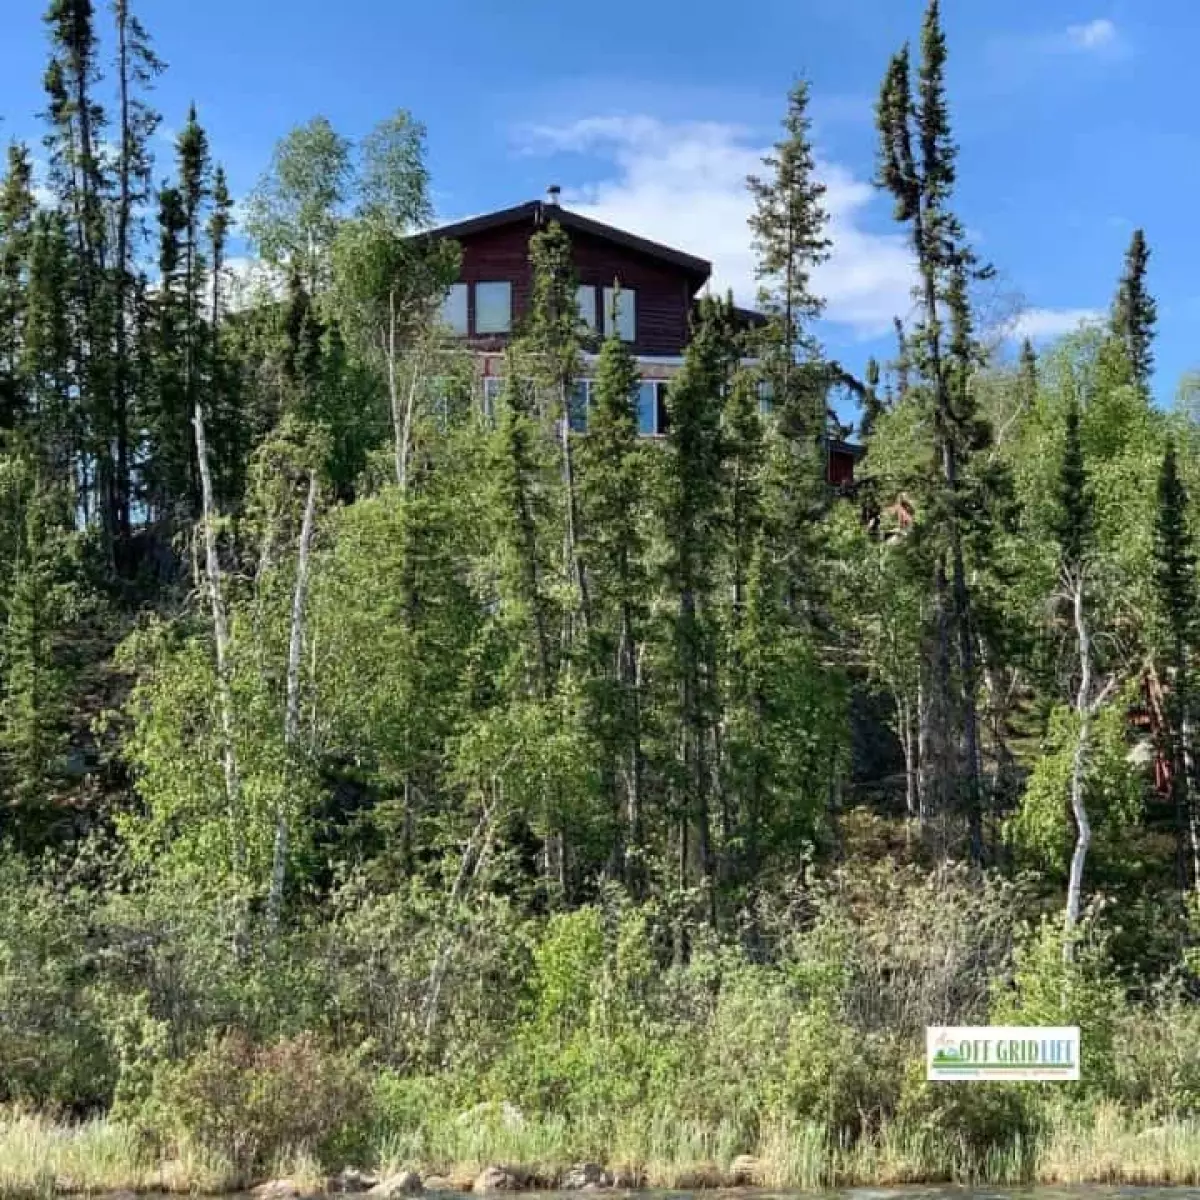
<box><xmin>267</xmin><ymin>469</ymin><xmax>319</xmax><ymax>932</ymax></box>
<box><xmin>193</xmin><ymin>399</ymin><xmax>245</xmax><ymax>877</ymax></box>
<box><xmin>422</xmin><ymin>802</ymin><xmax>494</xmax><ymax>1041</ymax></box>
<box><xmin>1065</xmin><ymin>569</ymin><xmax>1114</xmax><ymax>960</ymax></box>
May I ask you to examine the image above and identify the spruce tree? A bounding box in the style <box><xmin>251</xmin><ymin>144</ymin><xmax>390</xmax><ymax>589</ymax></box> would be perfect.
<box><xmin>1154</xmin><ymin>441</ymin><xmax>1200</xmax><ymax>891</ymax></box>
<box><xmin>43</xmin><ymin>0</ymin><xmax>115</xmax><ymax>543</ymax></box>
<box><xmin>524</xmin><ymin>221</ymin><xmax>589</xmax><ymax>629</ymax></box>
<box><xmin>660</xmin><ymin>294</ymin><xmax>734</xmax><ymax>931</ymax></box>
<box><xmin>0</xmin><ymin>145</ymin><xmax>36</xmax><ymax>430</ymax></box>
<box><xmin>1057</xmin><ymin>398</ymin><xmax>1089</xmax><ymax>573</ymax></box>
<box><xmin>1111</xmin><ymin>227</ymin><xmax>1156</xmax><ymax>391</ymax></box>
<box><xmin>578</xmin><ymin>329</ymin><xmax>647</xmax><ymax>889</ymax></box>
<box><xmin>22</xmin><ymin>212</ymin><xmax>73</xmax><ymax>483</ymax></box>
<box><xmin>112</xmin><ymin>0</ymin><xmax>162</xmax><ymax>547</ymax></box>
<box><xmin>861</xmin><ymin>355</ymin><xmax>885</xmax><ymax>440</ymax></box>
<box><xmin>748</xmin><ymin>80</ymin><xmax>833</xmax><ymax>619</ymax></box>
<box><xmin>747</xmin><ymin>79</ymin><xmax>830</xmax><ymax>386</ymax></box>
<box><xmin>874</xmin><ymin>0</ymin><xmax>989</xmax><ymax>861</ymax></box>
<box><xmin>177</xmin><ymin>103</ymin><xmax>210</xmax><ymax>513</ymax></box>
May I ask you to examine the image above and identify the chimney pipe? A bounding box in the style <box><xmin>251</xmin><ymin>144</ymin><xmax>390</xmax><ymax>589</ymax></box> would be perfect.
<box><xmin>546</xmin><ymin>184</ymin><xmax>561</xmax><ymax>206</ymax></box>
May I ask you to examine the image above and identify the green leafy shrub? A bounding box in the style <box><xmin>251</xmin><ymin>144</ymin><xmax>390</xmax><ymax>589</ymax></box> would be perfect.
<box><xmin>896</xmin><ymin>1058</ymin><xmax>1044</xmax><ymax>1179</ymax></box>
<box><xmin>990</xmin><ymin>913</ymin><xmax>1126</xmax><ymax>1097</ymax></box>
<box><xmin>154</xmin><ymin>1030</ymin><xmax>372</xmax><ymax>1182</ymax></box>
<box><xmin>0</xmin><ymin>855</ymin><xmax>113</xmax><ymax>1112</ymax></box>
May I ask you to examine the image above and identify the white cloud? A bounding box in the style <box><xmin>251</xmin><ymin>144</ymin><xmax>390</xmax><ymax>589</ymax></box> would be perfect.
<box><xmin>1065</xmin><ymin>18</ymin><xmax>1118</xmax><ymax>51</ymax></box>
<box><xmin>517</xmin><ymin>115</ymin><xmax>917</xmax><ymax>340</ymax></box>
<box><xmin>1001</xmin><ymin>307</ymin><xmax>1103</xmax><ymax>341</ymax></box>
<box><xmin>221</xmin><ymin>256</ymin><xmax>286</xmax><ymax>313</ymax></box>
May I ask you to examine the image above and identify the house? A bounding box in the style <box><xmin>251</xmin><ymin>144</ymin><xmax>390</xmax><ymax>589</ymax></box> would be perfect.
<box><xmin>423</xmin><ymin>187</ymin><xmax>861</xmax><ymax>486</ymax></box>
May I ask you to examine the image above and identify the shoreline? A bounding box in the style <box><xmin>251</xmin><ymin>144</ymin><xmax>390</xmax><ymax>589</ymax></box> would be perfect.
<box><xmin>15</xmin><ymin>1116</ymin><xmax>1200</xmax><ymax>1200</ymax></box>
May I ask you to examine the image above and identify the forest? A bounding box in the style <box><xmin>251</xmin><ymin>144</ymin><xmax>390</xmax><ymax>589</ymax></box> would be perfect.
<box><xmin>5</xmin><ymin>0</ymin><xmax>1200</xmax><ymax>1193</ymax></box>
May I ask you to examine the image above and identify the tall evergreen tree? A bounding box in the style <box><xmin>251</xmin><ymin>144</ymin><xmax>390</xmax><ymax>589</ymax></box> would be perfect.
<box><xmin>1154</xmin><ymin>441</ymin><xmax>1200</xmax><ymax>893</ymax></box>
<box><xmin>1057</xmin><ymin>398</ymin><xmax>1089</xmax><ymax>573</ymax></box>
<box><xmin>579</xmin><ymin>329</ymin><xmax>647</xmax><ymax>889</ymax></box>
<box><xmin>111</xmin><ymin>0</ymin><xmax>162</xmax><ymax>547</ymax></box>
<box><xmin>524</xmin><ymin>221</ymin><xmax>590</xmax><ymax>631</ymax></box>
<box><xmin>747</xmin><ymin>79</ymin><xmax>830</xmax><ymax>388</ymax></box>
<box><xmin>1112</xmin><ymin>227</ymin><xmax>1156</xmax><ymax>390</ymax></box>
<box><xmin>177</xmin><ymin>103</ymin><xmax>210</xmax><ymax>514</ymax></box>
<box><xmin>43</xmin><ymin>0</ymin><xmax>114</xmax><ymax>541</ymax></box>
<box><xmin>660</xmin><ymin>294</ymin><xmax>734</xmax><ymax>931</ymax></box>
<box><xmin>0</xmin><ymin>145</ymin><xmax>36</xmax><ymax>430</ymax></box>
<box><xmin>874</xmin><ymin>0</ymin><xmax>990</xmax><ymax>861</ymax></box>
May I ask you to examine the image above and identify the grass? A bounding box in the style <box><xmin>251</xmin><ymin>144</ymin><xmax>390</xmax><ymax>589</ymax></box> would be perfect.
<box><xmin>10</xmin><ymin>1104</ymin><xmax>1200</xmax><ymax>1195</ymax></box>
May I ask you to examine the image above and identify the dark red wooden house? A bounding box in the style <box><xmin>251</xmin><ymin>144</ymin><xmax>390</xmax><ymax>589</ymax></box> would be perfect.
<box><xmin>423</xmin><ymin>187</ymin><xmax>861</xmax><ymax>485</ymax></box>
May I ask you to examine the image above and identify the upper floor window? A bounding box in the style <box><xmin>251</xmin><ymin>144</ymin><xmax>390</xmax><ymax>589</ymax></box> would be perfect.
<box><xmin>576</xmin><ymin>285</ymin><xmax>598</xmax><ymax>333</ymax></box>
<box><xmin>441</xmin><ymin>283</ymin><xmax>468</xmax><ymax>335</ymax></box>
<box><xmin>475</xmin><ymin>281</ymin><xmax>512</xmax><ymax>334</ymax></box>
<box><xmin>603</xmin><ymin>286</ymin><xmax>636</xmax><ymax>342</ymax></box>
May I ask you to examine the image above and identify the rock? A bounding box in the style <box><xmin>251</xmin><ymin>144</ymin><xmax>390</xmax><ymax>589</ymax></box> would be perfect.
<box><xmin>561</xmin><ymin>1164</ymin><xmax>610</xmax><ymax>1190</ymax></box>
<box><xmin>421</xmin><ymin>1177</ymin><xmax>456</xmax><ymax>1193</ymax></box>
<box><xmin>369</xmin><ymin>1171</ymin><xmax>423</xmax><ymax>1197</ymax></box>
<box><xmin>672</xmin><ymin>1166</ymin><xmax>726</xmax><ymax>1190</ymax></box>
<box><xmin>334</xmin><ymin>1169</ymin><xmax>380</xmax><ymax>1193</ymax></box>
<box><xmin>253</xmin><ymin>1181</ymin><xmax>309</xmax><ymax>1200</ymax></box>
<box><xmin>729</xmin><ymin>1155</ymin><xmax>763</xmax><ymax>1185</ymax></box>
<box><xmin>473</xmin><ymin>1165</ymin><xmax>523</xmax><ymax>1193</ymax></box>
<box><xmin>608</xmin><ymin>1168</ymin><xmax>644</xmax><ymax>1190</ymax></box>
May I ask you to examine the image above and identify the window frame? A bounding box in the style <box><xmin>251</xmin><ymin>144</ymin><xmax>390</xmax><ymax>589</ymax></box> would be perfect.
<box><xmin>440</xmin><ymin>283</ymin><xmax>468</xmax><ymax>336</ymax></box>
<box><xmin>473</xmin><ymin>280</ymin><xmax>513</xmax><ymax>335</ymax></box>
<box><xmin>576</xmin><ymin>285</ymin><xmax>598</xmax><ymax>333</ymax></box>
<box><xmin>603</xmin><ymin>285</ymin><xmax>636</xmax><ymax>342</ymax></box>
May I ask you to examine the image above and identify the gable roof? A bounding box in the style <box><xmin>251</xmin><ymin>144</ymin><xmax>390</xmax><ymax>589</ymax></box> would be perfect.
<box><xmin>422</xmin><ymin>200</ymin><xmax>712</xmax><ymax>292</ymax></box>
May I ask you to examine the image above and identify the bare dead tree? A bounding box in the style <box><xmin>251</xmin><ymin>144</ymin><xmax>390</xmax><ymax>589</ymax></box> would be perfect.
<box><xmin>1064</xmin><ymin>566</ymin><xmax>1116</xmax><ymax>960</ymax></box>
<box><xmin>267</xmin><ymin>469</ymin><xmax>319</xmax><ymax>931</ymax></box>
<box><xmin>193</xmin><ymin>399</ymin><xmax>245</xmax><ymax>877</ymax></box>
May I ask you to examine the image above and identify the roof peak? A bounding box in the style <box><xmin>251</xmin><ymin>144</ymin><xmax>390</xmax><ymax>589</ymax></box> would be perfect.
<box><xmin>422</xmin><ymin>200</ymin><xmax>712</xmax><ymax>286</ymax></box>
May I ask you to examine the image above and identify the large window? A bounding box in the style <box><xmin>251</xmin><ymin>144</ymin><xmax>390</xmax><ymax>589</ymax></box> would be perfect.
<box><xmin>441</xmin><ymin>283</ymin><xmax>468</xmax><ymax>335</ymax></box>
<box><xmin>576</xmin><ymin>285</ymin><xmax>598</xmax><ymax>332</ymax></box>
<box><xmin>757</xmin><ymin>378</ymin><xmax>774</xmax><ymax>415</ymax></box>
<box><xmin>483</xmin><ymin>377</ymin><xmax>504</xmax><ymax>423</ymax></box>
<box><xmin>568</xmin><ymin>381</ymin><xmax>591</xmax><ymax>432</ymax></box>
<box><xmin>474</xmin><ymin>281</ymin><xmax>512</xmax><ymax>334</ymax></box>
<box><xmin>603</xmin><ymin>286</ymin><xmax>636</xmax><ymax>342</ymax></box>
<box><xmin>636</xmin><ymin>380</ymin><xmax>669</xmax><ymax>436</ymax></box>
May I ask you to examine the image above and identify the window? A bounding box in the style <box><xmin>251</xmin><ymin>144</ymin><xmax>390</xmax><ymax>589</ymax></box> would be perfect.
<box><xmin>634</xmin><ymin>380</ymin><xmax>670</xmax><ymax>436</ymax></box>
<box><xmin>576</xmin><ymin>285</ymin><xmax>597</xmax><ymax>332</ymax></box>
<box><xmin>637</xmin><ymin>381</ymin><xmax>658</xmax><ymax>436</ymax></box>
<box><xmin>474</xmin><ymin>281</ymin><xmax>512</xmax><ymax>334</ymax></box>
<box><xmin>568</xmin><ymin>381</ymin><xmax>590</xmax><ymax>432</ymax></box>
<box><xmin>483</xmin><ymin>377</ymin><xmax>504</xmax><ymax>423</ymax></box>
<box><xmin>440</xmin><ymin>283</ymin><xmax>468</xmax><ymax>335</ymax></box>
<box><xmin>757</xmin><ymin>379</ymin><xmax>774</xmax><ymax>416</ymax></box>
<box><xmin>603</xmin><ymin>286</ymin><xmax>636</xmax><ymax>342</ymax></box>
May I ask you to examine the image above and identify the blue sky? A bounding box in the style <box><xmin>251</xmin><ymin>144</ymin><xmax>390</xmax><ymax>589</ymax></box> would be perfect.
<box><xmin>0</xmin><ymin>0</ymin><xmax>1195</xmax><ymax>405</ymax></box>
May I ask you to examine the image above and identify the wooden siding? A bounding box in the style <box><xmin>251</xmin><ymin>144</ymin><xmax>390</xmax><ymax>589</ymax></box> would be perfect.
<box><xmin>452</xmin><ymin>215</ymin><xmax>696</xmax><ymax>357</ymax></box>
<box><xmin>828</xmin><ymin>447</ymin><xmax>857</xmax><ymax>487</ymax></box>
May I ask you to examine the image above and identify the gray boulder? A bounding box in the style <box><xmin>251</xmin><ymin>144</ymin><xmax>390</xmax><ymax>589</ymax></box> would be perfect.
<box><xmin>368</xmin><ymin>1171</ymin><xmax>424</xmax><ymax>1197</ymax></box>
